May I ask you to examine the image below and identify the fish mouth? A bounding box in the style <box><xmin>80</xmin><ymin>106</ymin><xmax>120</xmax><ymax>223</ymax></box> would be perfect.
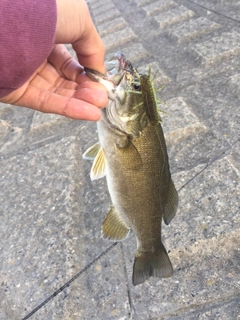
<box><xmin>84</xmin><ymin>67</ymin><xmax>126</xmax><ymax>88</ymax></box>
<box><xmin>84</xmin><ymin>52</ymin><xmax>134</xmax><ymax>87</ymax></box>
<box><xmin>105</xmin><ymin>51</ymin><xmax>132</xmax><ymax>73</ymax></box>
<box><xmin>84</xmin><ymin>68</ymin><xmax>106</xmax><ymax>81</ymax></box>
<box><xmin>85</xmin><ymin>51</ymin><xmax>147</xmax><ymax>138</ymax></box>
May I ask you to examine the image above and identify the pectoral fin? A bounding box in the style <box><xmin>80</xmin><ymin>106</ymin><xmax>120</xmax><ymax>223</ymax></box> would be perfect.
<box><xmin>90</xmin><ymin>147</ymin><xmax>106</xmax><ymax>180</ymax></box>
<box><xmin>82</xmin><ymin>142</ymin><xmax>101</xmax><ymax>160</ymax></box>
<box><xmin>117</xmin><ymin>140</ymin><xmax>143</xmax><ymax>170</ymax></box>
<box><xmin>102</xmin><ymin>206</ymin><xmax>130</xmax><ymax>240</ymax></box>
<box><xmin>163</xmin><ymin>179</ymin><xmax>178</xmax><ymax>225</ymax></box>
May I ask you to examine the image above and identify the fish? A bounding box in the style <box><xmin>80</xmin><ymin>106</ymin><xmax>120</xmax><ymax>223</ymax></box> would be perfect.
<box><xmin>83</xmin><ymin>52</ymin><xmax>178</xmax><ymax>286</ymax></box>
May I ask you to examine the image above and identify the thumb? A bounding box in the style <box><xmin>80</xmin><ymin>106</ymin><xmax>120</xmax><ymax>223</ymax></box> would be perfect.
<box><xmin>55</xmin><ymin>0</ymin><xmax>105</xmax><ymax>73</ymax></box>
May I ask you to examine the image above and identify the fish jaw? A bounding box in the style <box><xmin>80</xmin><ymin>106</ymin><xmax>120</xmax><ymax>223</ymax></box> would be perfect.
<box><xmin>105</xmin><ymin>51</ymin><xmax>128</xmax><ymax>72</ymax></box>
<box><xmin>85</xmin><ymin>68</ymin><xmax>119</xmax><ymax>101</ymax></box>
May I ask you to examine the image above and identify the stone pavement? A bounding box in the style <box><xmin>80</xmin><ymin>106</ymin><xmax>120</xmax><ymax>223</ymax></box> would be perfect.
<box><xmin>0</xmin><ymin>0</ymin><xmax>239</xmax><ymax>319</ymax></box>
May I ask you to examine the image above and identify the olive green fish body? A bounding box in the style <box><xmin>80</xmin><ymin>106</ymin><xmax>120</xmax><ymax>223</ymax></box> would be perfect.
<box><xmin>83</xmin><ymin>53</ymin><xmax>178</xmax><ymax>285</ymax></box>
<box><xmin>98</xmin><ymin>112</ymin><xmax>177</xmax><ymax>285</ymax></box>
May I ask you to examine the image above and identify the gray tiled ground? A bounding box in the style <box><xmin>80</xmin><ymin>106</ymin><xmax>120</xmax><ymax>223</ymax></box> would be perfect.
<box><xmin>0</xmin><ymin>0</ymin><xmax>239</xmax><ymax>319</ymax></box>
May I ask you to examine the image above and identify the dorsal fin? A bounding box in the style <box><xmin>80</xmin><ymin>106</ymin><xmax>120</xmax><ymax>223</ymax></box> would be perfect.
<box><xmin>163</xmin><ymin>179</ymin><xmax>178</xmax><ymax>225</ymax></box>
<box><xmin>140</xmin><ymin>68</ymin><xmax>161</xmax><ymax>125</ymax></box>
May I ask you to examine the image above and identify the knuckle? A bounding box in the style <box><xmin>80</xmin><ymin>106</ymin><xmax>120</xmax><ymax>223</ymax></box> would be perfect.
<box><xmin>37</xmin><ymin>90</ymin><xmax>51</xmax><ymax>113</ymax></box>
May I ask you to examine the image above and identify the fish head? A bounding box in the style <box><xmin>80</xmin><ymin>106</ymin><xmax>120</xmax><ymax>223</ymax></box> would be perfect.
<box><xmin>85</xmin><ymin>52</ymin><xmax>148</xmax><ymax>138</ymax></box>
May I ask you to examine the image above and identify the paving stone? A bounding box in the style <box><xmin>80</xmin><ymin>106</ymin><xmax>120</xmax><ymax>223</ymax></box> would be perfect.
<box><xmin>31</xmin><ymin>112</ymin><xmax>67</xmax><ymax>132</ymax></box>
<box><xmin>192</xmin><ymin>0</ymin><xmax>240</xmax><ymax>22</ymax></box>
<box><xmin>86</xmin><ymin>0</ymin><xmax>110</xmax><ymax>10</ymax></box>
<box><xmin>161</xmin><ymin>97</ymin><xmax>208</xmax><ymax>145</ymax></box>
<box><xmin>167</xmin><ymin>297</ymin><xmax>240</xmax><ymax>320</ymax></box>
<box><xmin>28</xmin><ymin>111</ymin><xmax>81</xmax><ymax>160</ymax></box>
<box><xmin>131</xmin><ymin>0</ymin><xmax>156</xmax><ymax>7</ymax></box>
<box><xmin>227</xmin><ymin>73</ymin><xmax>240</xmax><ymax>99</ymax></box>
<box><xmin>154</xmin><ymin>5</ymin><xmax>196</xmax><ymax>30</ymax></box>
<box><xmin>94</xmin><ymin>8</ymin><xmax>121</xmax><ymax>25</ymax></box>
<box><xmin>190</xmin><ymin>31</ymin><xmax>240</xmax><ymax>66</ymax></box>
<box><xmin>89</xmin><ymin>1</ymin><xmax>115</xmax><ymax>16</ymax></box>
<box><xmin>103</xmin><ymin>27</ymin><xmax>137</xmax><ymax>52</ymax></box>
<box><xmin>137</xmin><ymin>61</ymin><xmax>171</xmax><ymax>87</ymax></box>
<box><xmin>120</xmin><ymin>155</ymin><xmax>240</xmax><ymax>319</ymax></box>
<box><xmin>142</xmin><ymin>0</ymin><xmax>177</xmax><ymax>16</ymax></box>
<box><xmin>0</xmin><ymin>119</ymin><xmax>11</xmax><ymax>142</ymax></box>
<box><xmin>0</xmin><ymin>104</ymin><xmax>32</xmax><ymax>156</ymax></box>
<box><xmin>227</xmin><ymin>151</ymin><xmax>240</xmax><ymax>177</ymax></box>
<box><xmin>167</xmin><ymin>17</ymin><xmax>221</xmax><ymax>43</ymax></box>
<box><xmin>98</xmin><ymin>17</ymin><xmax>128</xmax><ymax>37</ymax></box>
<box><xmin>164</xmin><ymin>91</ymin><xmax>239</xmax><ymax>174</ymax></box>
<box><xmin>0</xmin><ymin>135</ymin><xmax>129</xmax><ymax>319</ymax></box>
<box><xmin>124</xmin><ymin>231</ymin><xmax>239</xmax><ymax>319</ymax></box>
<box><xmin>0</xmin><ymin>103</ymin><xmax>34</xmax><ymax>129</ymax></box>
<box><xmin>165</xmin><ymin>155</ymin><xmax>240</xmax><ymax>249</ymax></box>
<box><xmin>181</xmin><ymin>77</ymin><xmax>240</xmax><ymax>147</ymax></box>
<box><xmin>106</xmin><ymin>43</ymin><xmax>150</xmax><ymax>64</ymax></box>
<box><xmin>22</xmin><ymin>244</ymin><xmax>130</xmax><ymax>320</ymax></box>
<box><xmin>0</xmin><ymin>137</ymin><xmax>82</xmax><ymax>318</ymax></box>
<box><xmin>1</xmin><ymin>0</ymin><xmax>240</xmax><ymax>318</ymax></box>
<box><xmin>0</xmin><ymin>103</ymin><xmax>13</xmax><ymax>121</ymax></box>
<box><xmin>0</xmin><ymin>130</ymin><xmax>24</xmax><ymax>155</ymax></box>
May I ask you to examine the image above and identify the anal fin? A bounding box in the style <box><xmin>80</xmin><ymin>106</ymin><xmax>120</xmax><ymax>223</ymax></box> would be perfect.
<box><xmin>102</xmin><ymin>206</ymin><xmax>130</xmax><ymax>241</ymax></box>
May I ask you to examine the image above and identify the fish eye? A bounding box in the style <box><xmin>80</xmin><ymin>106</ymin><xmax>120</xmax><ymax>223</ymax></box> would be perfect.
<box><xmin>132</xmin><ymin>83</ymin><xmax>141</xmax><ymax>91</ymax></box>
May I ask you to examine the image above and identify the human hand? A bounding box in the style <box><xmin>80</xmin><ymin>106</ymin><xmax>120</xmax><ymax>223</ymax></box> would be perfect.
<box><xmin>0</xmin><ymin>0</ymin><xmax>108</xmax><ymax>121</ymax></box>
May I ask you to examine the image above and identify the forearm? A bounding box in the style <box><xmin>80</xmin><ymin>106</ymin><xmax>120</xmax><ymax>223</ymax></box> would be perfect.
<box><xmin>0</xmin><ymin>0</ymin><xmax>57</xmax><ymax>98</ymax></box>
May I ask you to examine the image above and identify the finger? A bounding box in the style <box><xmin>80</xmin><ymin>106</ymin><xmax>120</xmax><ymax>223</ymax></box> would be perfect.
<box><xmin>74</xmin><ymin>88</ymin><xmax>108</xmax><ymax>108</ymax></box>
<box><xmin>76</xmin><ymin>79</ymin><xmax>108</xmax><ymax>93</ymax></box>
<box><xmin>36</xmin><ymin>60</ymin><xmax>106</xmax><ymax>93</ymax></box>
<box><xmin>48</xmin><ymin>44</ymin><xmax>83</xmax><ymax>81</ymax></box>
<box><xmin>73</xmin><ymin>30</ymin><xmax>106</xmax><ymax>74</ymax></box>
<box><xmin>71</xmin><ymin>4</ymin><xmax>106</xmax><ymax>73</ymax></box>
<box><xmin>32</xmin><ymin>71</ymin><xmax>108</xmax><ymax>99</ymax></box>
<box><xmin>15</xmin><ymin>85</ymin><xmax>103</xmax><ymax>121</ymax></box>
<box><xmin>32</xmin><ymin>70</ymin><xmax>78</xmax><ymax>92</ymax></box>
<box><xmin>30</xmin><ymin>74</ymin><xmax>77</xmax><ymax>97</ymax></box>
<box><xmin>38</xmin><ymin>61</ymin><xmax>79</xmax><ymax>89</ymax></box>
<box><xmin>55</xmin><ymin>0</ymin><xmax>105</xmax><ymax>73</ymax></box>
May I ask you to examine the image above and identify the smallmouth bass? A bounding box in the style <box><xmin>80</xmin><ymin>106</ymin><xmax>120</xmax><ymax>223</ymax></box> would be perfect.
<box><xmin>83</xmin><ymin>52</ymin><xmax>178</xmax><ymax>286</ymax></box>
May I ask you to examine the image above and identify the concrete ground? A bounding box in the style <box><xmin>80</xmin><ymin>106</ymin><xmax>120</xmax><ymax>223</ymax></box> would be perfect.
<box><xmin>0</xmin><ymin>0</ymin><xmax>239</xmax><ymax>319</ymax></box>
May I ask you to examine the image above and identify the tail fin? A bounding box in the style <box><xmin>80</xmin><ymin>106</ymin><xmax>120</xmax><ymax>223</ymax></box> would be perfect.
<box><xmin>132</xmin><ymin>244</ymin><xmax>173</xmax><ymax>286</ymax></box>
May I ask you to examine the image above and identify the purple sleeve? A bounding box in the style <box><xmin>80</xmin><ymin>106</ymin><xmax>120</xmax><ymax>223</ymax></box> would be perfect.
<box><xmin>0</xmin><ymin>0</ymin><xmax>57</xmax><ymax>98</ymax></box>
